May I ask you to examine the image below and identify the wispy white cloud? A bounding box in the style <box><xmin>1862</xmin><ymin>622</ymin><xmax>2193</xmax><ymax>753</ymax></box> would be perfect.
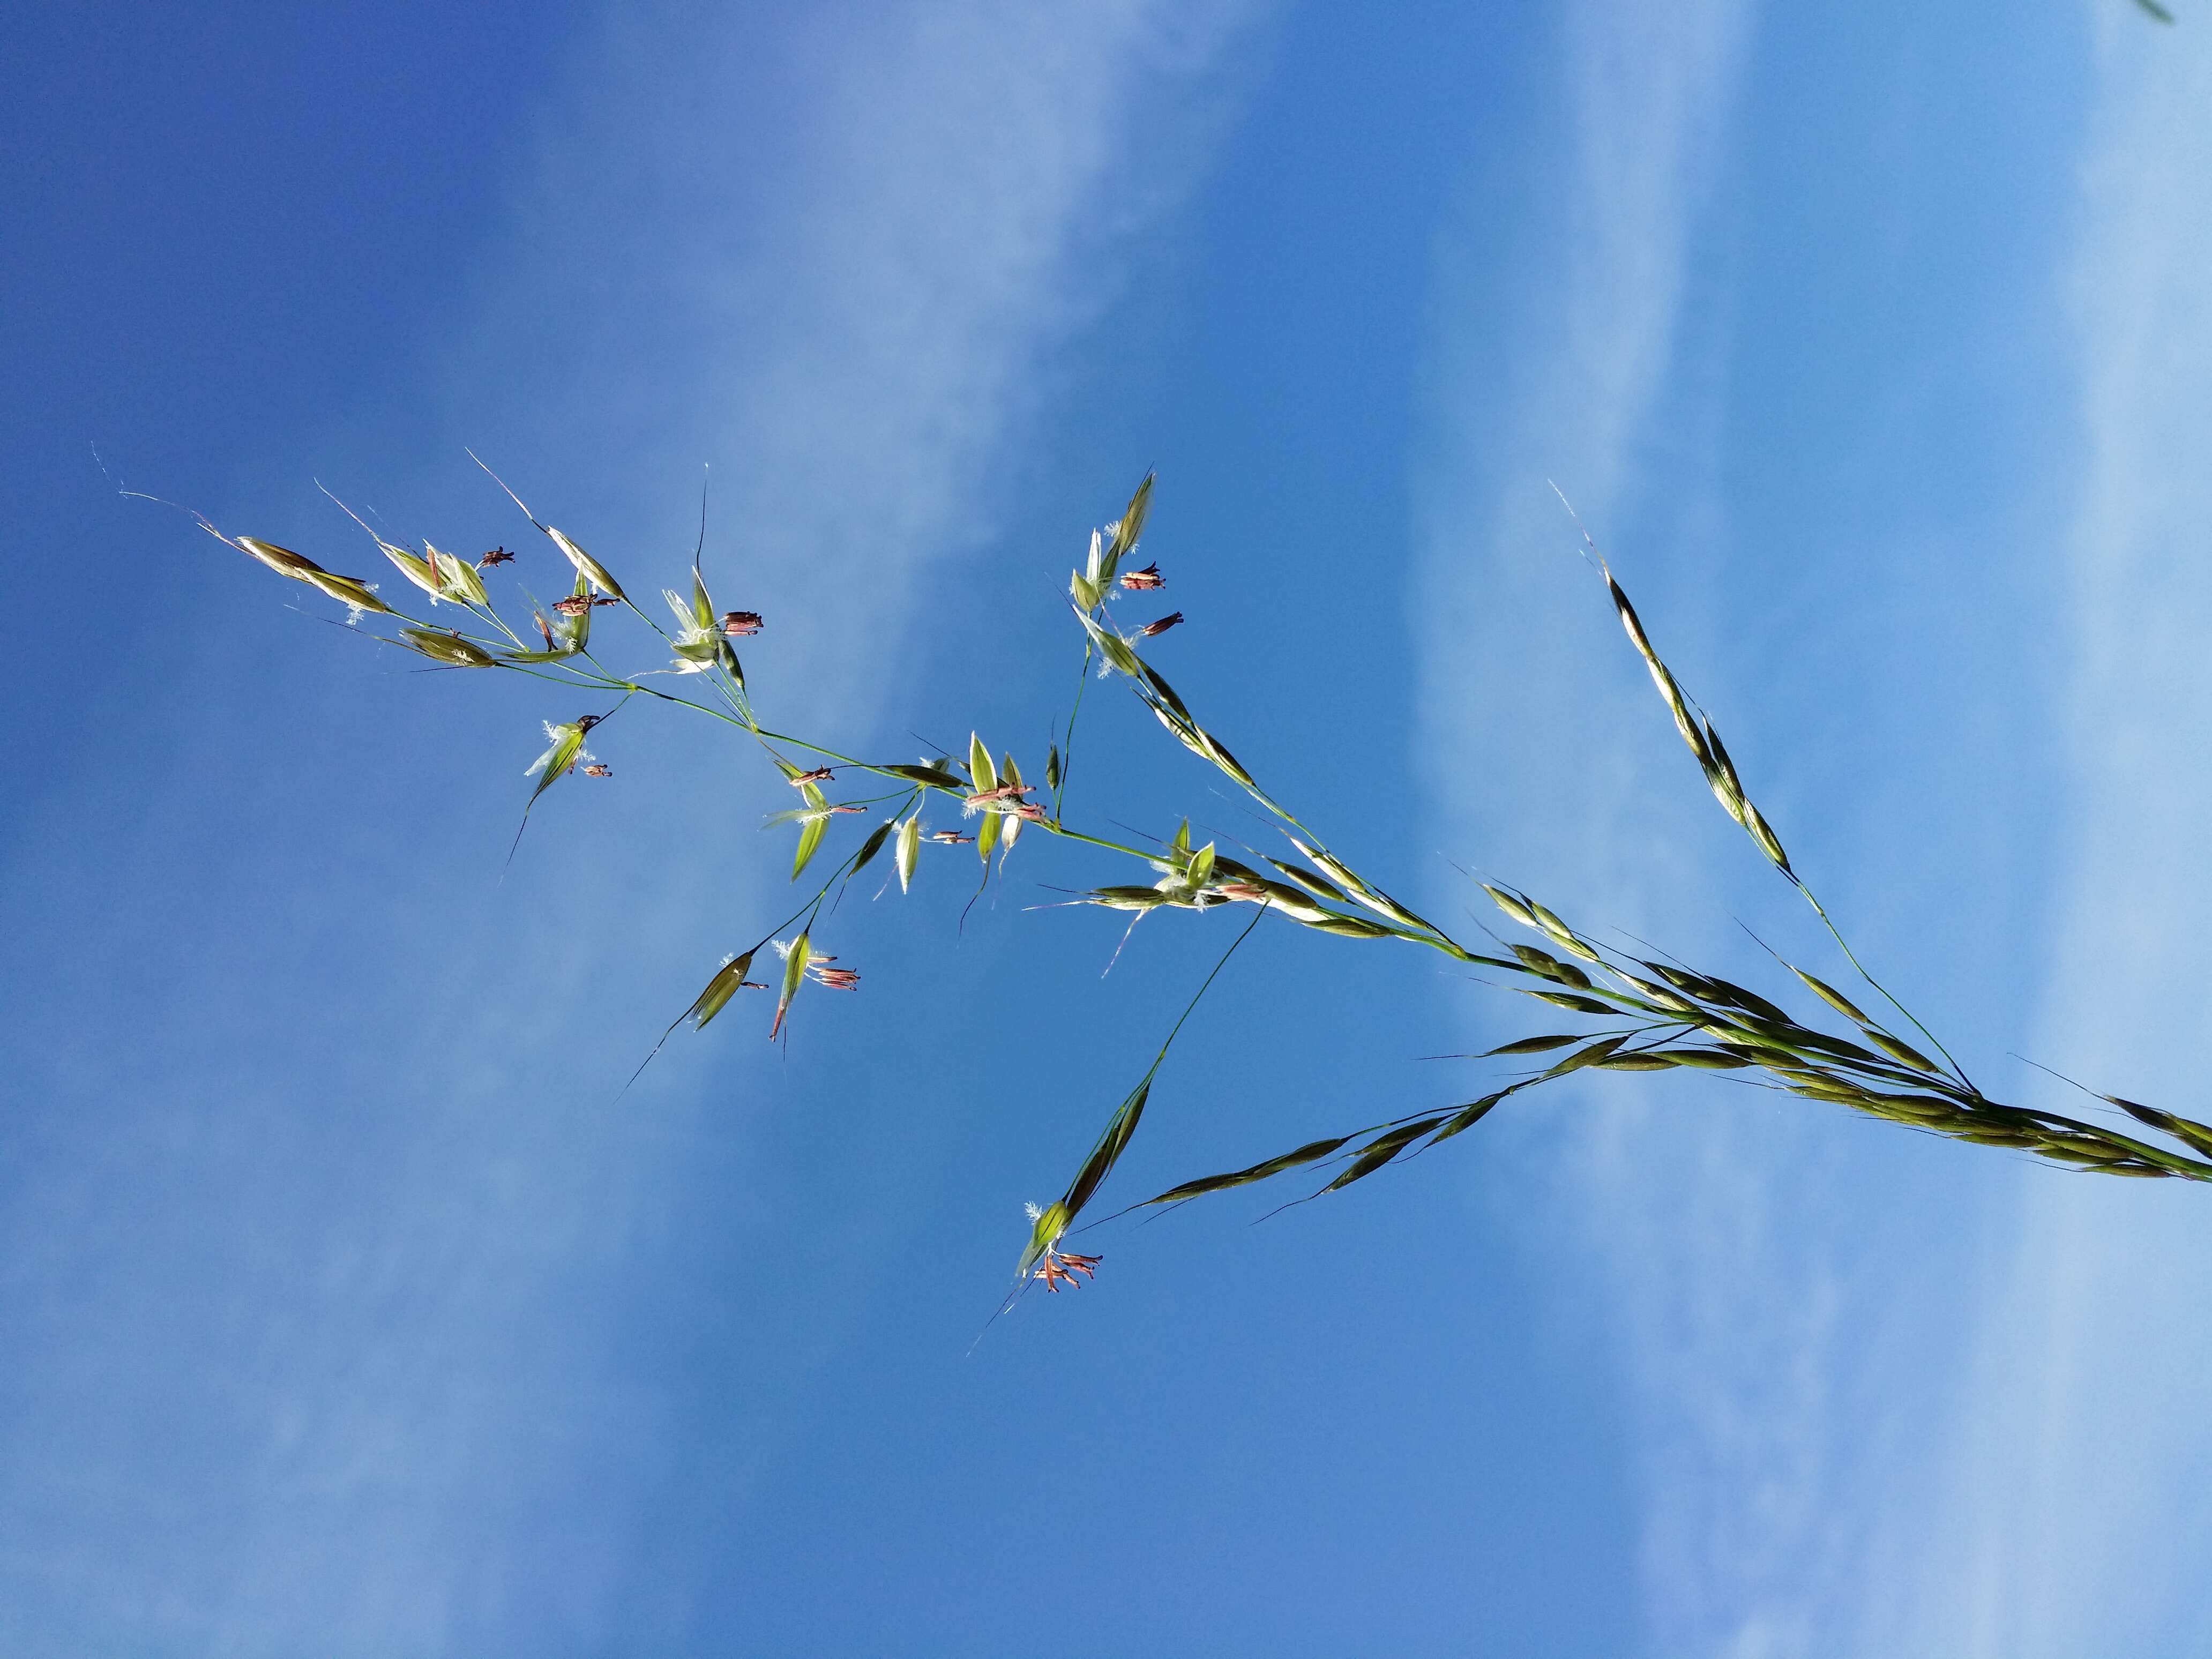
<box><xmin>1411</xmin><ymin>6</ymin><xmax>1915</xmax><ymax>1656</ymax></box>
<box><xmin>1895</xmin><ymin>17</ymin><xmax>2212</xmax><ymax>1658</ymax></box>
<box><xmin>0</xmin><ymin>3</ymin><xmax>1262</xmax><ymax>1648</ymax></box>
<box><xmin>434</xmin><ymin>1</ymin><xmax>1262</xmax><ymax>727</ymax></box>
<box><xmin>1417</xmin><ymin>0</ymin><xmax>1753</xmax><ymax>900</ymax></box>
<box><xmin>1415</xmin><ymin>8</ymin><xmax>2212</xmax><ymax>1654</ymax></box>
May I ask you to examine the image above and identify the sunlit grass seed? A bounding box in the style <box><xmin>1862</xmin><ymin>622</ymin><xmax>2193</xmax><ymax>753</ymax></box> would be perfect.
<box><xmin>402</xmin><ymin>627</ymin><xmax>498</xmax><ymax>668</ymax></box>
<box><xmin>685</xmin><ymin>951</ymin><xmax>764</xmax><ymax>1030</ymax></box>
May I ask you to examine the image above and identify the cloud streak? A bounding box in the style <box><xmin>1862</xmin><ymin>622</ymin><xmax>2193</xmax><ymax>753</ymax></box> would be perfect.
<box><xmin>1409</xmin><ymin>7</ymin><xmax>1910</xmax><ymax>1656</ymax></box>
<box><xmin>1415</xmin><ymin>10</ymin><xmax>2212</xmax><ymax>1656</ymax></box>
<box><xmin>0</xmin><ymin>3</ymin><xmax>1261</xmax><ymax>1649</ymax></box>
<box><xmin>1904</xmin><ymin>18</ymin><xmax>2212</xmax><ymax>1658</ymax></box>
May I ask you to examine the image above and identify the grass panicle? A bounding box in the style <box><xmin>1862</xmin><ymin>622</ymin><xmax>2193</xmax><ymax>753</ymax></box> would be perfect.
<box><xmin>186</xmin><ymin>465</ymin><xmax>2212</xmax><ymax>1310</ymax></box>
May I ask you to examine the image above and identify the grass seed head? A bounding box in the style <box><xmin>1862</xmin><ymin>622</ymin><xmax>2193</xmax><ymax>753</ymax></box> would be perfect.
<box><xmin>1527</xmin><ymin>900</ymin><xmax>1601</xmax><ymax>962</ymax></box>
<box><xmin>231</xmin><ymin>534</ymin><xmax>392</xmax><ymax>616</ymax></box>
<box><xmin>1483</xmin><ymin>883</ymin><xmax>1540</xmax><ymax>929</ymax></box>
<box><xmin>1087</xmin><ymin>885</ymin><xmax>1173</xmax><ymax>911</ymax></box>
<box><xmin>1102</xmin><ymin>472</ymin><xmax>1154</xmax><ymax>582</ymax></box>
<box><xmin>379</xmin><ymin>540</ymin><xmax>444</xmax><ymax>599</ymax></box>
<box><xmin>967</xmin><ymin>733</ymin><xmax>997</xmax><ymax>792</ymax></box>
<box><xmin>401</xmin><ymin>627</ymin><xmax>497</xmax><ymax>668</ymax></box>
<box><xmin>1269</xmin><ymin>857</ymin><xmax>1346</xmax><ymax>902</ymax></box>
<box><xmin>1290</xmin><ymin>841</ymin><xmax>1372</xmax><ymax>904</ymax></box>
<box><xmin>771</xmin><ymin>933</ymin><xmax>811</xmax><ymax>1039</ymax></box>
<box><xmin>686</xmin><ymin>950</ymin><xmax>764</xmax><ymax>1029</ymax></box>
<box><xmin>895</xmin><ymin>815</ymin><xmax>921</xmax><ymax>892</ymax></box>
<box><xmin>428</xmin><ymin>544</ymin><xmax>487</xmax><ymax>606</ymax></box>
<box><xmin>1304</xmin><ymin>913</ymin><xmax>1392</xmax><ymax>939</ymax></box>
<box><xmin>543</xmin><ymin>525</ymin><xmax>625</xmax><ymax>602</ymax></box>
<box><xmin>231</xmin><ymin>534</ymin><xmax>318</xmax><ymax>579</ymax></box>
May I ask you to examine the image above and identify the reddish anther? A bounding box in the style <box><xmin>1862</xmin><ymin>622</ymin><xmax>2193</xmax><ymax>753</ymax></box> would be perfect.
<box><xmin>1035</xmin><ymin>1249</ymin><xmax>1102</xmax><ymax>1291</ymax></box>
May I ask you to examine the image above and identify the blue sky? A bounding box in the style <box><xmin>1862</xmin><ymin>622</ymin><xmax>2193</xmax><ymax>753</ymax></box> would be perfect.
<box><xmin>5</xmin><ymin>2</ymin><xmax>2209</xmax><ymax>1653</ymax></box>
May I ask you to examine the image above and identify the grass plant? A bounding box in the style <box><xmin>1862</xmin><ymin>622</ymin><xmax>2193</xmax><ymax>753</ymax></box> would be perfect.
<box><xmin>169</xmin><ymin>466</ymin><xmax>2212</xmax><ymax>1310</ymax></box>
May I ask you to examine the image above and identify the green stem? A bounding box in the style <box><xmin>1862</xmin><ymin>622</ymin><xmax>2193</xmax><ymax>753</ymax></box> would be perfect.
<box><xmin>1141</xmin><ymin>900</ymin><xmax>1266</xmax><ymax>1080</ymax></box>
<box><xmin>620</xmin><ymin>679</ymin><xmax>754</xmax><ymax>728</ymax></box>
<box><xmin>1793</xmin><ymin>880</ymin><xmax>1979</xmax><ymax>1096</ymax></box>
<box><xmin>1055</xmin><ymin>639</ymin><xmax>1094</xmax><ymax>816</ymax></box>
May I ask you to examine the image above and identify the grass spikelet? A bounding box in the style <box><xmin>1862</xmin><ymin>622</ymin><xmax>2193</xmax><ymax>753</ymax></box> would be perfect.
<box><xmin>687</xmin><ymin>951</ymin><xmax>761</xmax><ymax>1029</ymax></box>
<box><xmin>1268</xmin><ymin>857</ymin><xmax>1346</xmax><ymax>902</ymax></box>
<box><xmin>1322</xmin><ymin>1117</ymin><xmax>1449</xmax><ymax>1192</ymax></box>
<box><xmin>880</xmin><ymin>763</ymin><xmax>966</xmax><ymax>791</ymax></box>
<box><xmin>1140</xmin><ymin>1137</ymin><xmax>1356</xmax><ymax>1206</ymax></box>
<box><xmin>1608</xmin><ymin>573</ymin><xmax>1713</xmax><ymax>771</ymax></box>
<box><xmin>848</xmin><ymin>817</ymin><xmax>895</xmax><ymax>878</ymax></box>
<box><xmin>1303</xmin><ymin>913</ymin><xmax>1394</xmax><ymax>939</ymax></box>
<box><xmin>1101</xmin><ymin>471</ymin><xmax>1154</xmax><ymax>584</ymax></box>
<box><xmin>380</xmin><ymin>540</ymin><xmax>444</xmax><ymax>598</ymax></box>
<box><xmin>1788</xmin><ymin>965</ymin><xmax>1869</xmax><ymax>1025</ymax></box>
<box><xmin>1543</xmin><ymin>1035</ymin><xmax>1631</xmax><ymax>1078</ymax></box>
<box><xmin>1429</xmin><ymin>1089</ymin><xmax>1515</xmax><ymax>1144</ymax></box>
<box><xmin>524</xmin><ymin>721</ymin><xmax>587</xmax><ymax>801</ymax></box>
<box><xmin>1483</xmin><ymin>883</ymin><xmax>1540</xmax><ymax>929</ymax></box>
<box><xmin>772</xmin><ymin>932</ymin><xmax>810</xmax><ymax>1040</ymax></box>
<box><xmin>895</xmin><ymin>815</ymin><xmax>921</xmax><ymax>893</ymax></box>
<box><xmin>220</xmin><ymin>530</ymin><xmax>393</xmax><ymax>615</ymax></box>
<box><xmin>428</xmin><ymin>544</ymin><xmax>488</xmax><ymax>606</ymax></box>
<box><xmin>1484</xmin><ymin>1035</ymin><xmax>1583</xmax><ymax>1056</ymax></box>
<box><xmin>1510</xmin><ymin>944</ymin><xmax>1590</xmax><ymax>988</ymax></box>
<box><xmin>2105</xmin><ymin>1097</ymin><xmax>2212</xmax><ymax>1160</ymax></box>
<box><xmin>401</xmin><ymin>627</ymin><xmax>498</xmax><ymax>668</ymax></box>
<box><xmin>791</xmin><ymin>813</ymin><xmax>829</xmax><ymax>880</ymax></box>
<box><xmin>1863</xmin><ymin>1029</ymin><xmax>1940</xmax><ymax>1074</ymax></box>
